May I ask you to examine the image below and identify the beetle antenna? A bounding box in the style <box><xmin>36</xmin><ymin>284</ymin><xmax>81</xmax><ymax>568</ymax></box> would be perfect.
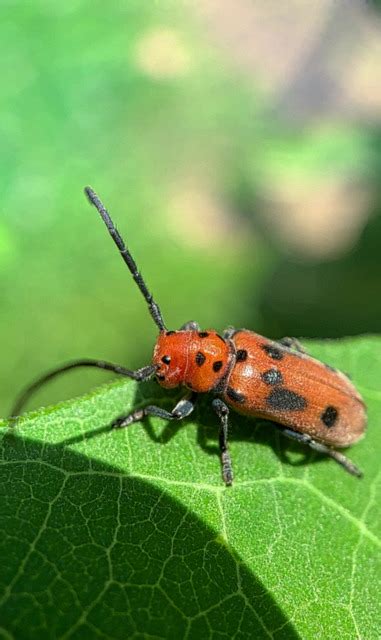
<box><xmin>84</xmin><ymin>186</ymin><xmax>167</xmax><ymax>332</ymax></box>
<box><xmin>9</xmin><ymin>359</ymin><xmax>157</xmax><ymax>418</ymax></box>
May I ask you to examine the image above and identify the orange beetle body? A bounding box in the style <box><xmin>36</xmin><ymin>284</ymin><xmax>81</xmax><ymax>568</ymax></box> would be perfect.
<box><xmin>154</xmin><ymin>330</ymin><xmax>230</xmax><ymax>391</ymax></box>
<box><xmin>12</xmin><ymin>188</ymin><xmax>367</xmax><ymax>486</ymax></box>
<box><xmin>153</xmin><ymin>329</ymin><xmax>366</xmax><ymax>449</ymax></box>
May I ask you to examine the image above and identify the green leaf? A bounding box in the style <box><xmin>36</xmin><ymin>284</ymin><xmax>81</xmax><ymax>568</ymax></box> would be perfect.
<box><xmin>1</xmin><ymin>337</ymin><xmax>380</xmax><ymax>639</ymax></box>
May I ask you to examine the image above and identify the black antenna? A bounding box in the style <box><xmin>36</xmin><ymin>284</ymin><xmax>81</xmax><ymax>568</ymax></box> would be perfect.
<box><xmin>9</xmin><ymin>360</ymin><xmax>157</xmax><ymax>418</ymax></box>
<box><xmin>84</xmin><ymin>186</ymin><xmax>167</xmax><ymax>332</ymax></box>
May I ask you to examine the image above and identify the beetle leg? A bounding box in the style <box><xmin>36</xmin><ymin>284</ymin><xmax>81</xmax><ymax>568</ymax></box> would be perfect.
<box><xmin>223</xmin><ymin>326</ymin><xmax>238</xmax><ymax>340</ymax></box>
<box><xmin>212</xmin><ymin>398</ymin><xmax>234</xmax><ymax>487</ymax></box>
<box><xmin>278</xmin><ymin>337</ymin><xmax>306</xmax><ymax>353</ymax></box>
<box><xmin>280</xmin><ymin>427</ymin><xmax>363</xmax><ymax>477</ymax></box>
<box><xmin>179</xmin><ymin>320</ymin><xmax>200</xmax><ymax>331</ymax></box>
<box><xmin>112</xmin><ymin>393</ymin><xmax>197</xmax><ymax>429</ymax></box>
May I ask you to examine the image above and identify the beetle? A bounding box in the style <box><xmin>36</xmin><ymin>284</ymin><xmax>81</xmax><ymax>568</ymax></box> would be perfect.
<box><xmin>11</xmin><ymin>187</ymin><xmax>367</xmax><ymax>485</ymax></box>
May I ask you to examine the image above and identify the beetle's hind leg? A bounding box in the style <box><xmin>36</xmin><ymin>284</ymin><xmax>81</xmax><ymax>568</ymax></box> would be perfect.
<box><xmin>280</xmin><ymin>427</ymin><xmax>363</xmax><ymax>477</ymax></box>
<box><xmin>112</xmin><ymin>393</ymin><xmax>197</xmax><ymax>429</ymax></box>
<box><xmin>212</xmin><ymin>399</ymin><xmax>234</xmax><ymax>487</ymax></box>
<box><xmin>278</xmin><ymin>337</ymin><xmax>306</xmax><ymax>354</ymax></box>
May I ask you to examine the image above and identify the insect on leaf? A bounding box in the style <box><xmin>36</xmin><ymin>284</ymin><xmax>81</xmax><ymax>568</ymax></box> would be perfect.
<box><xmin>0</xmin><ymin>336</ymin><xmax>380</xmax><ymax>638</ymax></box>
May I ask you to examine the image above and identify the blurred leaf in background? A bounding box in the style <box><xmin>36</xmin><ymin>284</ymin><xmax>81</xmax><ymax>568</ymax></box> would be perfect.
<box><xmin>1</xmin><ymin>0</ymin><xmax>381</xmax><ymax>418</ymax></box>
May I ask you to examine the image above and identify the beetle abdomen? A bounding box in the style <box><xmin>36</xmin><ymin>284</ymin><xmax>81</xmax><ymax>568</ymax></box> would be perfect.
<box><xmin>223</xmin><ymin>331</ymin><xmax>367</xmax><ymax>447</ymax></box>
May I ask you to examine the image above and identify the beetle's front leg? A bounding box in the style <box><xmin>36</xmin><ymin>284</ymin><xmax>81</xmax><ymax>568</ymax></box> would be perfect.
<box><xmin>223</xmin><ymin>326</ymin><xmax>237</xmax><ymax>340</ymax></box>
<box><xmin>212</xmin><ymin>398</ymin><xmax>233</xmax><ymax>486</ymax></box>
<box><xmin>112</xmin><ymin>393</ymin><xmax>197</xmax><ymax>428</ymax></box>
<box><xmin>179</xmin><ymin>320</ymin><xmax>200</xmax><ymax>331</ymax></box>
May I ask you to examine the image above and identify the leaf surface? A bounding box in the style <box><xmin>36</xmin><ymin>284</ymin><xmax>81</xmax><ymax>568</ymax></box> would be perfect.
<box><xmin>0</xmin><ymin>337</ymin><xmax>380</xmax><ymax>639</ymax></box>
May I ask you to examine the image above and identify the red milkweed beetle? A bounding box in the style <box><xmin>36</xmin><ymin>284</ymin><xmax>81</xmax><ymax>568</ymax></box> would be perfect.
<box><xmin>11</xmin><ymin>187</ymin><xmax>367</xmax><ymax>485</ymax></box>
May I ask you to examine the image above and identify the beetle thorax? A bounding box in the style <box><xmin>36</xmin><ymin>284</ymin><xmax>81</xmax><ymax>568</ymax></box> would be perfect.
<box><xmin>153</xmin><ymin>330</ymin><xmax>231</xmax><ymax>392</ymax></box>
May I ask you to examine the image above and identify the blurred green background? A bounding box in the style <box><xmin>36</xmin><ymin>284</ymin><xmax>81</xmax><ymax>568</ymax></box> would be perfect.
<box><xmin>1</xmin><ymin>1</ymin><xmax>381</xmax><ymax>417</ymax></box>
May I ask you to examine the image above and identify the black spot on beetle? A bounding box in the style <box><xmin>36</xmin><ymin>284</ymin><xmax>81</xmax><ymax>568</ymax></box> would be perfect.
<box><xmin>266</xmin><ymin>388</ymin><xmax>307</xmax><ymax>411</ymax></box>
<box><xmin>321</xmin><ymin>405</ymin><xmax>338</xmax><ymax>428</ymax></box>
<box><xmin>236</xmin><ymin>349</ymin><xmax>247</xmax><ymax>362</ymax></box>
<box><xmin>156</xmin><ymin>375</ymin><xmax>165</xmax><ymax>382</ymax></box>
<box><xmin>161</xmin><ymin>355</ymin><xmax>171</xmax><ymax>365</ymax></box>
<box><xmin>226</xmin><ymin>387</ymin><xmax>246</xmax><ymax>403</ymax></box>
<box><xmin>195</xmin><ymin>351</ymin><xmax>206</xmax><ymax>366</ymax></box>
<box><xmin>166</xmin><ymin>330</ymin><xmax>175</xmax><ymax>336</ymax></box>
<box><xmin>198</xmin><ymin>331</ymin><xmax>209</xmax><ymax>338</ymax></box>
<box><xmin>213</xmin><ymin>360</ymin><xmax>223</xmax><ymax>372</ymax></box>
<box><xmin>261</xmin><ymin>344</ymin><xmax>284</xmax><ymax>360</ymax></box>
<box><xmin>261</xmin><ymin>368</ymin><xmax>283</xmax><ymax>386</ymax></box>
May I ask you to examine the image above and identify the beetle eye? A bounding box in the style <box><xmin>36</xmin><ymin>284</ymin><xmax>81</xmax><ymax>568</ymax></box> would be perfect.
<box><xmin>162</xmin><ymin>355</ymin><xmax>171</xmax><ymax>365</ymax></box>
